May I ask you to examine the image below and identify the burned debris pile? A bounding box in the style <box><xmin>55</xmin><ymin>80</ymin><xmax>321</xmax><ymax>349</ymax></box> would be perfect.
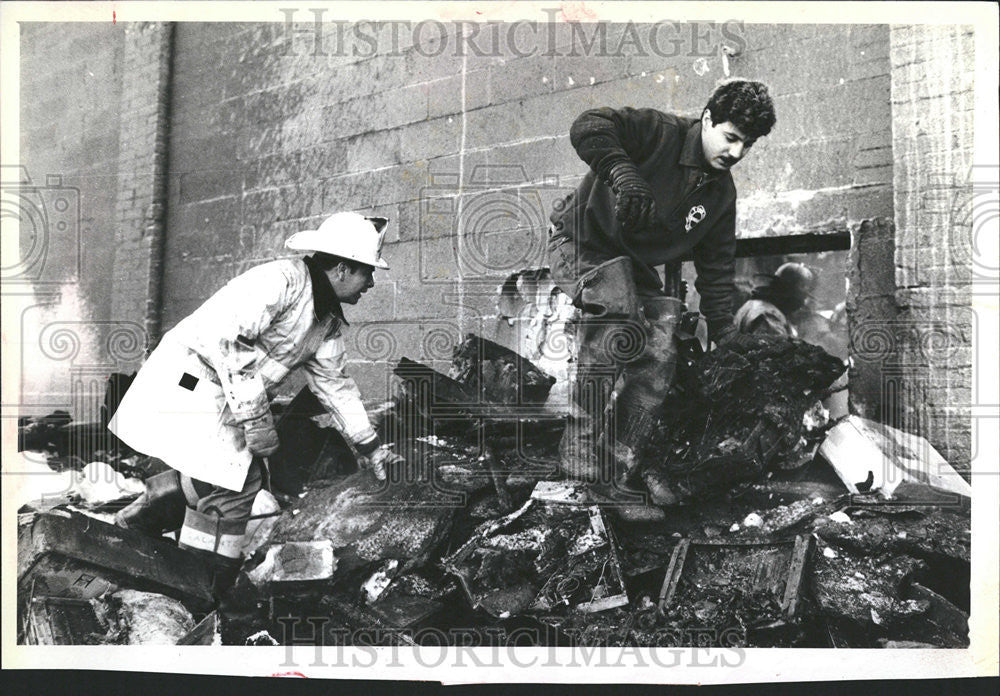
<box><xmin>646</xmin><ymin>334</ymin><xmax>847</xmax><ymax>502</ymax></box>
<box><xmin>17</xmin><ymin>334</ymin><xmax>971</xmax><ymax>649</ymax></box>
<box><xmin>444</xmin><ymin>482</ymin><xmax>628</xmax><ymax>619</ymax></box>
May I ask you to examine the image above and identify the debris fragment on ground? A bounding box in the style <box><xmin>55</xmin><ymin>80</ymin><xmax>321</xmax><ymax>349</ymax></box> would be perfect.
<box><xmin>22</xmin><ymin>567</ymin><xmax>198</xmax><ymax>645</ymax></box>
<box><xmin>811</xmin><ymin>543</ymin><xmax>931</xmax><ymax>646</ymax></box>
<box><xmin>89</xmin><ymin>589</ymin><xmax>196</xmax><ymax>645</ymax></box>
<box><xmin>819</xmin><ymin>415</ymin><xmax>972</xmax><ymax>500</ymax></box>
<box><xmin>177</xmin><ymin>611</ymin><xmax>222</xmax><ymax>646</ymax></box>
<box><xmin>448</xmin><ymin>334</ymin><xmax>558</xmax><ymax>406</ymax></box>
<box><xmin>18</xmin><ymin>510</ymin><xmax>215</xmax><ymax>614</ymax></box>
<box><xmin>247</xmin><ymin>540</ymin><xmax>338</xmax><ymax>587</ymax></box>
<box><xmin>652</xmin><ymin>536</ymin><xmax>812</xmax><ymax>647</ymax></box>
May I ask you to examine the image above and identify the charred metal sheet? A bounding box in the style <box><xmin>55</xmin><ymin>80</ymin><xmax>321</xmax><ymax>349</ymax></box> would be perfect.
<box><xmin>394</xmin><ymin>356</ymin><xmax>477</xmax><ymax>413</ymax></box>
<box><xmin>819</xmin><ymin>415</ymin><xmax>972</xmax><ymax>501</ymax></box>
<box><xmin>394</xmin><ymin>357</ymin><xmax>560</xmax><ymax>424</ymax></box>
<box><xmin>448</xmin><ymin>334</ymin><xmax>557</xmax><ymax>406</ymax></box>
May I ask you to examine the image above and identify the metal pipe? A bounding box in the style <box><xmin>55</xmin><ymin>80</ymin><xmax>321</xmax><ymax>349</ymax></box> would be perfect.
<box><xmin>143</xmin><ymin>22</ymin><xmax>175</xmax><ymax>355</ymax></box>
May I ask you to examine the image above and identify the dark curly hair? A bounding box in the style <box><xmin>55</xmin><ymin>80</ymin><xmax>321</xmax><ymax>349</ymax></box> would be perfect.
<box><xmin>704</xmin><ymin>79</ymin><xmax>776</xmax><ymax>140</ymax></box>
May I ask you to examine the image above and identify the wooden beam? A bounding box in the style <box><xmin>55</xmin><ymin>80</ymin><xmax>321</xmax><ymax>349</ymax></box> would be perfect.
<box><xmin>677</xmin><ymin>230</ymin><xmax>852</xmax><ymax>262</ymax></box>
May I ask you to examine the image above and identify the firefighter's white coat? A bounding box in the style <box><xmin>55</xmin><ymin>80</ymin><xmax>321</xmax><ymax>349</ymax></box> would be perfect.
<box><xmin>109</xmin><ymin>259</ymin><xmax>377</xmax><ymax>491</ymax></box>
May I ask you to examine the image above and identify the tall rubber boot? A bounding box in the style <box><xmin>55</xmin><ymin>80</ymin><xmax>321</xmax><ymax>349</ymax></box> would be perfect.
<box><xmin>558</xmin><ymin>256</ymin><xmax>640</xmax><ymax>482</ymax></box>
<box><xmin>601</xmin><ymin>399</ymin><xmax>660</xmax><ymax>487</ymax></box>
<box><xmin>180</xmin><ymin>546</ymin><xmax>242</xmax><ymax>601</ymax></box>
<box><xmin>611</xmin><ymin>296</ymin><xmax>686</xmax><ymax>507</ymax></box>
<box><xmin>558</xmin><ymin>370</ymin><xmax>613</xmax><ymax>482</ymax></box>
<box><xmin>115</xmin><ymin>469</ymin><xmax>186</xmax><ymax>536</ymax></box>
<box><xmin>591</xmin><ymin>400</ymin><xmax>665</xmax><ymax>523</ymax></box>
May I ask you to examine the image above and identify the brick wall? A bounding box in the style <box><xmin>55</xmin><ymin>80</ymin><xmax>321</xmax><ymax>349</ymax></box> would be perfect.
<box><xmin>886</xmin><ymin>24</ymin><xmax>975</xmax><ymax>472</ymax></box>
<box><xmin>157</xmin><ymin>21</ymin><xmax>896</xmax><ymax>402</ymax></box>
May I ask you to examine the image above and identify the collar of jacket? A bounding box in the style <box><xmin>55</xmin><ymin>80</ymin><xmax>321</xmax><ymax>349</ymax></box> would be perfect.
<box><xmin>679</xmin><ymin>119</ymin><xmax>720</xmax><ymax>175</ymax></box>
<box><xmin>303</xmin><ymin>255</ymin><xmax>349</xmax><ymax>326</ymax></box>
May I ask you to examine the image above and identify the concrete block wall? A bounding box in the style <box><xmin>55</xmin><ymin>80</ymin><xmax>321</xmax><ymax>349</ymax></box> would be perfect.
<box><xmin>158</xmin><ymin>21</ymin><xmax>897</xmax><ymax>403</ymax></box>
<box><xmin>734</xmin><ymin>24</ymin><xmax>894</xmax><ymax>234</ymax></box>
<box><xmin>16</xmin><ymin>23</ymin><xmax>127</xmax><ymax>417</ymax></box>
<box><xmin>886</xmin><ymin>24</ymin><xmax>975</xmax><ymax>472</ymax></box>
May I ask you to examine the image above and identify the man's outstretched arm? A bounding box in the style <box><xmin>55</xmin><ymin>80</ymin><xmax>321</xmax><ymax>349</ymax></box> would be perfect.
<box><xmin>570</xmin><ymin>107</ymin><xmax>669</xmax><ymax>232</ymax></box>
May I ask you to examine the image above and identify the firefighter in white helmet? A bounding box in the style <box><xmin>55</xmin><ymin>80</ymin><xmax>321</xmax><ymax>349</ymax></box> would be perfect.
<box><xmin>109</xmin><ymin>212</ymin><xmax>401</xmax><ymax>593</ymax></box>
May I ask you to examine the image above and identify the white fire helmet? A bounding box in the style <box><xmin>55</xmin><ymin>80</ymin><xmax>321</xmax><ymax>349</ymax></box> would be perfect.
<box><xmin>285</xmin><ymin>212</ymin><xmax>390</xmax><ymax>269</ymax></box>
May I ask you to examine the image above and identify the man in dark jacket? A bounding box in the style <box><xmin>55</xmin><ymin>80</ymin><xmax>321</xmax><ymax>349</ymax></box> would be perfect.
<box><xmin>548</xmin><ymin>79</ymin><xmax>776</xmax><ymax>514</ymax></box>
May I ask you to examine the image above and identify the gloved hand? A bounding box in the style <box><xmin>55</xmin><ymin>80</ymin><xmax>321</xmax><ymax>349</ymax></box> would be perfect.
<box><xmin>243</xmin><ymin>412</ymin><xmax>279</xmax><ymax>456</ymax></box>
<box><xmin>608</xmin><ymin>161</ymin><xmax>656</xmax><ymax>232</ymax></box>
<box><xmin>362</xmin><ymin>445</ymin><xmax>404</xmax><ymax>481</ymax></box>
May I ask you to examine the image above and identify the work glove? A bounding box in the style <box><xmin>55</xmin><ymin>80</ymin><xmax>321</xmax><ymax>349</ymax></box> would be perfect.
<box><xmin>362</xmin><ymin>444</ymin><xmax>404</xmax><ymax>481</ymax></box>
<box><xmin>608</xmin><ymin>161</ymin><xmax>656</xmax><ymax>232</ymax></box>
<box><xmin>243</xmin><ymin>412</ymin><xmax>280</xmax><ymax>456</ymax></box>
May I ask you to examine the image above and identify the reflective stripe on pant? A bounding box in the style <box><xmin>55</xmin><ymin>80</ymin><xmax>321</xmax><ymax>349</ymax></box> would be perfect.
<box><xmin>178</xmin><ymin>507</ymin><xmax>248</xmax><ymax>559</ymax></box>
<box><xmin>180</xmin><ymin>457</ymin><xmax>264</xmax><ymax>520</ymax></box>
